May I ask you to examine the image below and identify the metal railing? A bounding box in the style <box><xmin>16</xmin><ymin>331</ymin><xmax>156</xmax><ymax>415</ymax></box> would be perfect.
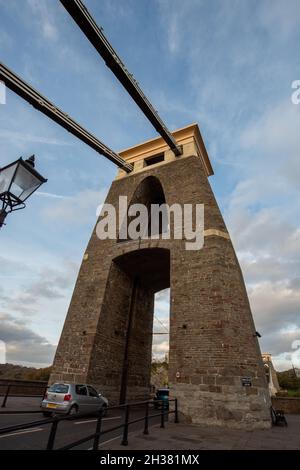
<box><xmin>0</xmin><ymin>398</ymin><xmax>179</xmax><ymax>449</ymax></box>
<box><xmin>1</xmin><ymin>383</ymin><xmax>48</xmax><ymax>409</ymax></box>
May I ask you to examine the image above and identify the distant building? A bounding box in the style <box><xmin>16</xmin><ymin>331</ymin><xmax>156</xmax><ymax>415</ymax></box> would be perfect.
<box><xmin>262</xmin><ymin>353</ymin><xmax>280</xmax><ymax>396</ymax></box>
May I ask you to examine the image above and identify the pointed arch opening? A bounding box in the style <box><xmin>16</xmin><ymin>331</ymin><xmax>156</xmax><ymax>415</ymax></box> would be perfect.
<box><xmin>118</xmin><ymin>176</ymin><xmax>167</xmax><ymax>242</ymax></box>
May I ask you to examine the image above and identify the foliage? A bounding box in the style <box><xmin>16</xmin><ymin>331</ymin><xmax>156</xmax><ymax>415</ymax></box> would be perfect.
<box><xmin>287</xmin><ymin>389</ymin><xmax>300</xmax><ymax>398</ymax></box>
<box><xmin>0</xmin><ymin>363</ymin><xmax>52</xmax><ymax>382</ymax></box>
<box><xmin>277</xmin><ymin>369</ymin><xmax>300</xmax><ymax>391</ymax></box>
<box><xmin>151</xmin><ymin>360</ymin><xmax>168</xmax><ymax>389</ymax></box>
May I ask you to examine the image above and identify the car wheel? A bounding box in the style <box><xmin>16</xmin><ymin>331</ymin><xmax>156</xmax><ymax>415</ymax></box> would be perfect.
<box><xmin>68</xmin><ymin>405</ymin><xmax>79</xmax><ymax>416</ymax></box>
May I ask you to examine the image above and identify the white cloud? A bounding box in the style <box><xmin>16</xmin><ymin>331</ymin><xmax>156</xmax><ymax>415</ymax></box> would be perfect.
<box><xmin>0</xmin><ymin>312</ymin><xmax>55</xmax><ymax>366</ymax></box>
<box><xmin>240</xmin><ymin>101</ymin><xmax>300</xmax><ymax>188</ymax></box>
<box><xmin>226</xmin><ymin>208</ymin><xmax>300</xmax><ymax>371</ymax></box>
<box><xmin>221</xmin><ymin>94</ymin><xmax>300</xmax><ymax>373</ymax></box>
<box><xmin>152</xmin><ymin>337</ymin><xmax>169</xmax><ymax>359</ymax></box>
<box><xmin>0</xmin><ymin>129</ymin><xmax>73</xmax><ymax>146</ymax></box>
<box><xmin>249</xmin><ymin>281</ymin><xmax>300</xmax><ymax>331</ymax></box>
<box><xmin>0</xmin><ymin>29</ymin><xmax>12</xmax><ymax>48</ymax></box>
<box><xmin>157</xmin><ymin>0</ymin><xmax>204</xmax><ymax>55</ymax></box>
<box><xmin>42</xmin><ymin>189</ymin><xmax>106</xmax><ymax>224</ymax></box>
<box><xmin>26</xmin><ymin>0</ymin><xmax>58</xmax><ymax>41</ymax></box>
<box><xmin>36</xmin><ymin>191</ymin><xmax>68</xmax><ymax>199</ymax></box>
<box><xmin>258</xmin><ymin>0</ymin><xmax>300</xmax><ymax>41</ymax></box>
<box><xmin>0</xmin><ymin>259</ymin><xmax>77</xmax><ymax>312</ymax></box>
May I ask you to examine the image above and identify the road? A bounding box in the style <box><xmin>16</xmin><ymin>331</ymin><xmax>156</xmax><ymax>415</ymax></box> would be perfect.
<box><xmin>0</xmin><ymin>397</ymin><xmax>162</xmax><ymax>450</ymax></box>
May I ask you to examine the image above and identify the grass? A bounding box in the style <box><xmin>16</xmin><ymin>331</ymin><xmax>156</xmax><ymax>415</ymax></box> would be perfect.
<box><xmin>287</xmin><ymin>389</ymin><xmax>300</xmax><ymax>398</ymax></box>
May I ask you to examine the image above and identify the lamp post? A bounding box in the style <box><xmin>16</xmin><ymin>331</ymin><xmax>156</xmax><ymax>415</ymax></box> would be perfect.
<box><xmin>0</xmin><ymin>155</ymin><xmax>47</xmax><ymax>228</ymax></box>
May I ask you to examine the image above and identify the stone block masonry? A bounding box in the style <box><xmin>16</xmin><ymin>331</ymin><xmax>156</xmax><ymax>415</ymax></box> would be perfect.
<box><xmin>50</xmin><ymin>124</ymin><xmax>271</xmax><ymax>428</ymax></box>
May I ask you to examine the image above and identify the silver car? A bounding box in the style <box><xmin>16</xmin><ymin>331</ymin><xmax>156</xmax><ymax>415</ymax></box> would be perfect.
<box><xmin>41</xmin><ymin>383</ymin><xmax>108</xmax><ymax>417</ymax></box>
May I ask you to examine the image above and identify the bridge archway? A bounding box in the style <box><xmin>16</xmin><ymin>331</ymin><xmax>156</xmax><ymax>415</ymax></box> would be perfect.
<box><xmin>93</xmin><ymin>248</ymin><xmax>170</xmax><ymax>404</ymax></box>
<box><xmin>50</xmin><ymin>125</ymin><xmax>271</xmax><ymax>428</ymax></box>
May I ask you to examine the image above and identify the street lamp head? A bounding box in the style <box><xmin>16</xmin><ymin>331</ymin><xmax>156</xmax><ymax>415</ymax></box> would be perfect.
<box><xmin>0</xmin><ymin>156</ymin><xmax>47</xmax><ymax>228</ymax></box>
<box><xmin>25</xmin><ymin>155</ymin><xmax>35</xmax><ymax>168</ymax></box>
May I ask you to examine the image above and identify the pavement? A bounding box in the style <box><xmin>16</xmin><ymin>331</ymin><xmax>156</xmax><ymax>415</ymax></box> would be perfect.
<box><xmin>104</xmin><ymin>415</ymin><xmax>300</xmax><ymax>450</ymax></box>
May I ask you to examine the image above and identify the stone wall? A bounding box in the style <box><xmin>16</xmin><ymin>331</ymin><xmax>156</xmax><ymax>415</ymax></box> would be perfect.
<box><xmin>272</xmin><ymin>397</ymin><xmax>300</xmax><ymax>414</ymax></box>
<box><xmin>0</xmin><ymin>379</ymin><xmax>47</xmax><ymax>396</ymax></box>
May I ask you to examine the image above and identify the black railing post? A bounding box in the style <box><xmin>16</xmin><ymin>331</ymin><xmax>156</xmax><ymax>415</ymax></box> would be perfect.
<box><xmin>160</xmin><ymin>401</ymin><xmax>165</xmax><ymax>428</ymax></box>
<box><xmin>1</xmin><ymin>385</ymin><xmax>11</xmax><ymax>408</ymax></box>
<box><xmin>121</xmin><ymin>404</ymin><xmax>130</xmax><ymax>446</ymax></box>
<box><xmin>46</xmin><ymin>417</ymin><xmax>59</xmax><ymax>450</ymax></box>
<box><xmin>93</xmin><ymin>408</ymin><xmax>103</xmax><ymax>450</ymax></box>
<box><xmin>174</xmin><ymin>398</ymin><xmax>179</xmax><ymax>423</ymax></box>
<box><xmin>143</xmin><ymin>401</ymin><xmax>149</xmax><ymax>435</ymax></box>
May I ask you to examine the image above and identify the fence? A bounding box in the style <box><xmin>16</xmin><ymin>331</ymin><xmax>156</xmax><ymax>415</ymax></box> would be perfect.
<box><xmin>1</xmin><ymin>382</ymin><xmax>48</xmax><ymax>408</ymax></box>
<box><xmin>0</xmin><ymin>398</ymin><xmax>179</xmax><ymax>449</ymax></box>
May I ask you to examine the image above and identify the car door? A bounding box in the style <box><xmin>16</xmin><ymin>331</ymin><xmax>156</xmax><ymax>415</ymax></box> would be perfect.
<box><xmin>87</xmin><ymin>385</ymin><xmax>102</xmax><ymax>412</ymax></box>
<box><xmin>75</xmin><ymin>384</ymin><xmax>89</xmax><ymax>412</ymax></box>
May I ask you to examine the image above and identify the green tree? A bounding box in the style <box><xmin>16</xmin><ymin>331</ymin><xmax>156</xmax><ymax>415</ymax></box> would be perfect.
<box><xmin>277</xmin><ymin>370</ymin><xmax>300</xmax><ymax>390</ymax></box>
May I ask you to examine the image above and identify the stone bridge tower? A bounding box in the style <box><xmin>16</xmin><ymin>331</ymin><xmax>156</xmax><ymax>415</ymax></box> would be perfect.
<box><xmin>50</xmin><ymin>123</ymin><xmax>271</xmax><ymax>429</ymax></box>
<box><xmin>262</xmin><ymin>353</ymin><xmax>280</xmax><ymax>397</ymax></box>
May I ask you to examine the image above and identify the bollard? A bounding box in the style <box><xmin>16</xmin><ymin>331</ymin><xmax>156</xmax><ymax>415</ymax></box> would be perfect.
<box><xmin>143</xmin><ymin>402</ymin><xmax>149</xmax><ymax>435</ymax></box>
<box><xmin>175</xmin><ymin>398</ymin><xmax>179</xmax><ymax>423</ymax></box>
<box><xmin>93</xmin><ymin>408</ymin><xmax>103</xmax><ymax>450</ymax></box>
<box><xmin>121</xmin><ymin>404</ymin><xmax>130</xmax><ymax>446</ymax></box>
<box><xmin>1</xmin><ymin>385</ymin><xmax>11</xmax><ymax>408</ymax></box>
<box><xmin>160</xmin><ymin>401</ymin><xmax>165</xmax><ymax>428</ymax></box>
<box><xmin>46</xmin><ymin>417</ymin><xmax>59</xmax><ymax>450</ymax></box>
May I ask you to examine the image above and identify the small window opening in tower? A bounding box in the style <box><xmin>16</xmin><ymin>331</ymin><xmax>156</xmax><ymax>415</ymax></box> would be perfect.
<box><xmin>145</xmin><ymin>153</ymin><xmax>164</xmax><ymax>166</ymax></box>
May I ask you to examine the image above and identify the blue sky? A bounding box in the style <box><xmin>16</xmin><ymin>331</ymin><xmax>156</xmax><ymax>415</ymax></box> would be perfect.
<box><xmin>0</xmin><ymin>0</ymin><xmax>300</xmax><ymax>370</ymax></box>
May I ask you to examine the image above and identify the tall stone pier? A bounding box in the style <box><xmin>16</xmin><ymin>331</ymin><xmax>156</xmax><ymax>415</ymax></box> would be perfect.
<box><xmin>50</xmin><ymin>123</ymin><xmax>271</xmax><ymax>429</ymax></box>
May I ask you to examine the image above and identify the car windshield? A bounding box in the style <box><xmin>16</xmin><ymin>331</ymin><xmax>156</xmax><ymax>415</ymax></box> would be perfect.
<box><xmin>48</xmin><ymin>384</ymin><xmax>69</xmax><ymax>394</ymax></box>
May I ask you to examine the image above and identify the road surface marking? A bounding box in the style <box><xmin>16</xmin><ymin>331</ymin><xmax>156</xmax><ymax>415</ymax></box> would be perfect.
<box><xmin>87</xmin><ymin>425</ymin><xmax>161</xmax><ymax>449</ymax></box>
<box><xmin>0</xmin><ymin>413</ymin><xmax>43</xmax><ymax>416</ymax></box>
<box><xmin>0</xmin><ymin>427</ymin><xmax>43</xmax><ymax>439</ymax></box>
<box><xmin>98</xmin><ymin>435</ymin><xmax>122</xmax><ymax>446</ymax></box>
<box><xmin>75</xmin><ymin>416</ymin><xmax>122</xmax><ymax>425</ymax></box>
<box><xmin>88</xmin><ymin>434</ymin><xmax>122</xmax><ymax>449</ymax></box>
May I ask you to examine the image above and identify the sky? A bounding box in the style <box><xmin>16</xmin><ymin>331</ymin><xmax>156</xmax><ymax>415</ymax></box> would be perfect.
<box><xmin>0</xmin><ymin>0</ymin><xmax>300</xmax><ymax>371</ymax></box>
